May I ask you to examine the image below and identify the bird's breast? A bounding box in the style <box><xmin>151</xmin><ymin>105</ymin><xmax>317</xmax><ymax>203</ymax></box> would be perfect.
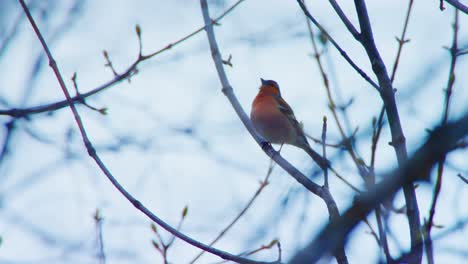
<box><xmin>250</xmin><ymin>97</ymin><xmax>296</xmax><ymax>144</ymax></box>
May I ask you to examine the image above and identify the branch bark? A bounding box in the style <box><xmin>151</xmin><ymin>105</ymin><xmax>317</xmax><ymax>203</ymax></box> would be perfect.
<box><xmin>353</xmin><ymin>1</ymin><xmax>423</xmax><ymax>261</ymax></box>
<box><xmin>201</xmin><ymin>0</ymin><xmax>348</xmax><ymax>263</ymax></box>
<box><xmin>20</xmin><ymin>0</ymin><xmax>275</xmax><ymax>263</ymax></box>
<box><xmin>289</xmin><ymin>112</ymin><xmax>468</xmax><ymax>263</ymax></box>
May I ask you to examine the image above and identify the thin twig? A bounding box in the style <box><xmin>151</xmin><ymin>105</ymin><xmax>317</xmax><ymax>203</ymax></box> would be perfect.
<box><xmin>362</xmin><ymin>218</ymin><xmax>381</xmax><ymax>246</ymax></box>
<box><xmin>1</xmin><ymin>0</ymin><xmax>247</xmax><ymax>119</ymax></box>
<box><xmin>374</xmin><ymin>207</ymin><xmax>392</xmax><ymax>263</ymax></box>
<box><xmin>213</xmin><ymin>240</ymin><xmax>280</xmax><ymax>264</ymax></box>
<box><xmin>200</xmin><ymin>0</ymin><xmax>325</xmax><ymax>198</ymax></box>
<box><xmin>353</xmin><ymin>0</ymin><xmax>423</xmax><ymax>260</ymax></box>
<box><xmin>369</xmin><ymin>1</ymin><xmax>415</xmax><ymax>261</ymax></box>
<box><xmin>322</xmin><ymin>117</ymin><xmax>329</xmax><ymax>188</ymax></box>
<box><xmin>390</xmin><ymin>0</ymin><xmax>414</xmax><ymax>83</ymax></box>
<box><xmin>297</xmin><ymin>0</ymin><xmax>380</xmax><ymax>91</ymax></box>
<box><xmin>190</xmin><ymin>160</ymin><xmax>275</xmax><ymax>263</ymax></box>
<box><xmin>304</xmin><ymin>9</ymin><xmax>367</xmax><ymax>179</ymax></box>
<box><xmin>457</xmin><ymin>174</ymin><xmax>468</xmax><ymax>184</ymax></box>
<box><xmin>200</xmin><ymin>0</ymin><xmax>347</xmax><ymax>263</ymax></box>
<box><xmin>289</xmin><ymin>113</ymin><xmax>468</xmax><ymax>263</ymax></box>
<box><xmin>19</xmin><ymin>1</ymin><xmax>273</xmax><ymax>263</ymax></box>
<box><xmin>94</xmin><ymin>209</ymin><xmax>106</xmax><ymax>264</ymax></box>
<box><xmin>370</xmin><ymin>107</ymin><xmax>385</xmax><ymax>171</ymax></box>
<box><xmin>328</xmin><ymin>0</ymin><xmax>361</xmax><ymax>40</ymax></box>
<box><xmin>424</xmin><ymin>9</ymin><xmax>460</xmax><ymax>264</ymax></box>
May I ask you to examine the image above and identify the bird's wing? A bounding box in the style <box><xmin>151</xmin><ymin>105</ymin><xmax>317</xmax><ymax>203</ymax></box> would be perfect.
<box><xmin>275</xmin><ymin>95</ymin><xmax>297</xmax><ymax>121</ymax></box>
<box><xmin>275</xmin><ymin>94</ymin><xmax>310</xmax><ymax>146</ymax></box>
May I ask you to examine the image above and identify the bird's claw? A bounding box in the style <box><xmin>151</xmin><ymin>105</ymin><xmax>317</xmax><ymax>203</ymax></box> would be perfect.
<box><xmin>260</xmin><ymin>141</ymin><xmax>271</xmax><ymax>151</ymax></box>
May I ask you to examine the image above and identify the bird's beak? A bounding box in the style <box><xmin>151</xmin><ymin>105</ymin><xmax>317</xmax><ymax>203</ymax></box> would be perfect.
<box><xmin>260</xmin><ymin>78</ymin><xmax>267</xmax><ymax>85</ymax></box>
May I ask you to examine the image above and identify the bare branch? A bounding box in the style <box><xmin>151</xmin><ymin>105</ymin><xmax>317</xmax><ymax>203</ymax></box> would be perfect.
<box><xmin>424</xmin><ymin>9</ymin><xmax>460</xmax><ymax>264</ymax></box>
<box><xmin>328</xmin><ymin>0</ymin><xmax>361</xmax><ymax>40</ymax></box>
<box><xmin>390</xmin><ymin>0</ymin><xmax>415</xmax><ymax>83</ymax></box>
<box><xmin>353</xmin><ymin>0</ymin><xmax>423</xmax><ymax>260</ymax></box>
<box><xmin>200</xmin><ymin>0</ymin><xmax>325</xmax><ymax>197</ymax></box>
<box><xmin>443</xmin><ymin>0</ymin><xmax>468</xmax><ymax>14</ymax></box>
<box><xmin>289</xmin><ymin>112</ymin><xmax>468</xmax><ymax>263</ymax></box>
<box><xmin>19</xmin><ymin>0</ymin><xmax>275</xmax><ymax>263</ymax></box>
<box><xmin>201</xmin><ymin>0</ymin><xmax>349</xmax><ymax>263</ymax></box>
<box><xmin>297</xmin><ymin>0</ymin><xmax>380</xmax><ymax>90</ymax></box>
<box><xmin>457</xmin><ymin>174</ymin><xmax>468</xmax><ymax>184</ymax></box>
<box><xmin>1</xmin><ymin>0</ymin><xmax>247</xmax><ymax>119</ymax></box>
<box><xmin>190</xmin><ymin>161</ymin><xmax>275</xmax><ymax>263</ymax></box>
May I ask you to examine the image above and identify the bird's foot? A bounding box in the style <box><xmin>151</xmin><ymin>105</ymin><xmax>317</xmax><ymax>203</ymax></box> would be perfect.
<box><xmin>260</xmin><ymin>141</ymin><xmax>272</xmax><ymax>152</ymax></box>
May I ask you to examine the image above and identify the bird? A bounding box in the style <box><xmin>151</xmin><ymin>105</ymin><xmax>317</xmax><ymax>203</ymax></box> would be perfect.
<box><xmin>250</xmin><ymin>78</ymin><xmax>329</xmax><ymax>169</ymax></box>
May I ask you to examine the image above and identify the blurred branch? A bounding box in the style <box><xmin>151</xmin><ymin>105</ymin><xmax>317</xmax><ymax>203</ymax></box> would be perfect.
<box><xmin>424</xmin><ymin>9</ymin><xmax>460</xmax><ymax>264</ymax></box>
<box><xmin>190</xmin><ymin>160</ymin><xmax>275</xmax><ymax>263</ymax></box>
<box><xmin>321</xmin><ymin>117</ymin><xmax>329</xmax><ymax>188</ymax></box>
<box><xmin>289</xmin><ymin>112</ymin><xmax>468</xmax><ymax>263</ymax></box>
<box><xmin>0</xmin><ymin>4</ymin><xmax>27</xmax><ymax>57</ymax></box>
<box><xmin>20</xmin><ymin>1</ymin><xmax>275</xmax><ymax>263</ymax></box>
<box><xmin>303</xmin><ymin>7</ymin><xmax>368</xmax><ymax>180</ymax></box>
<box><xmin>457</xmin><ymin>174</ymin><xmax>468</xmax><ymax>184</ymax></box>
<box><xmin>1</xmin><ymin>0</ymin><xmax>247</xmax><ymax>119</ymax></box>
<box><xmin>0</xmin><ymin>120</ymin><xmax>15</xmax><ymax>167</ymax></box>
<box><xmin>94</xmin><ymin>209</ymin><xmax>106</xmax><ymax>264</ymax></box>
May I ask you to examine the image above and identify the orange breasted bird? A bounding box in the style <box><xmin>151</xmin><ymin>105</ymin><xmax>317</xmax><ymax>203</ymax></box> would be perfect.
<box><xmin>250</xmin><ymin>78</ymin><xmax>329</xmax><ymax>169</ymax></box>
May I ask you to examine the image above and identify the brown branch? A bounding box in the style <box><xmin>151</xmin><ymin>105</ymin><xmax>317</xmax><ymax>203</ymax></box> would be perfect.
<box><xmin>424</xmin><ymin>9</ymin><xmax>460</xmax><ymax>264</ymax></box>
<box><xmin>353</xmin><ymin>1</ymin><xmax>423</xmax><ymax>261</ymax></box>
<box><xmin>289</xmin><ymin>112</ymin><xmax>468</xmax><ymax>263</ymax></box>
<box><xmin>304</xmin><ymin>8</ymin><xmax>368</xmax><ymax>179</ymax></box>
<box><xmin>1</xmin><ymin>0</ymin><xmax>247</xmax><ymax>119</ymax></box>
<box><xmin>19</xmin><ymin>1</ymin><xmax>274</xmax><ymax>263</ymax></box>
<box><xmin>214</xmin><ymin>240</ymin><xmax>281</xmax><ymax>264</ymax></box>
<box><xmin>390</xmin><ymin>0</ymin><xmax>414</xmax><ymax>83</ymax></box>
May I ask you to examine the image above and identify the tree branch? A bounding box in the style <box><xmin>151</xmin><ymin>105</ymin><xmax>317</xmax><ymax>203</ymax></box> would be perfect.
<box><xmin>424</xmin><ymin>9</ymin><xmax>460</xmax><ymax>264</ymax></box>
<box><xmin>443</xmin><ymin>0</ymin><xmax>468</xmax><ymax>14</ymax></box>
<box><xmin>201</xmin><ymin>0</ymin><xmax>348</xmax><ymax>262</ymax></box>
<box><xmin>289</xmin><ymin>112</ymin><xmax>468</xmax><ymax>263</ymax></box>
<box><xmin>328</xmin><ymin>0</ymin><xmax>361</xmax><ymax>40</ymax></box>
<box><xmin>2</xmin><ymin>0</ymin><xmax>247</xmax><ymax>119</ymax></box>
<box><xmin>353</xmin><ymin>1</ymin><xmax>423</xmax><ymax>261</ymax></box>
<box><xmin>19</xmin><ymin>0</ymin><xmax>275</xmax><ymax>263</ymax></box>
<box><xmin>297</xmin><ymin>0</ymin><xmax>380</xmax><ymax>91</ymax></box>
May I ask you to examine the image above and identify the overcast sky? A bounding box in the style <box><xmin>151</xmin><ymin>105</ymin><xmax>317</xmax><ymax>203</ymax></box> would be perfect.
<box><xmin>0</xmin><ymin>0</ymin><xmax>467</xmax><ymax>263</ymax></box>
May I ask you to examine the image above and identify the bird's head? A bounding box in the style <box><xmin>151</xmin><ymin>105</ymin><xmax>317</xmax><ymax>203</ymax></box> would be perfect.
<box><xmin>259</xmin><ymin>78</ymin><xmax>281</xmax><ymax>96</ymax></box>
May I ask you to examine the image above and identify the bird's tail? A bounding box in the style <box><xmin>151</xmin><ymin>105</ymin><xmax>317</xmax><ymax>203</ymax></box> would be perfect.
<box><xmin>302</xmin><ymin>145</ymin><xmax>330</xmax><ymax>170</ymax></box>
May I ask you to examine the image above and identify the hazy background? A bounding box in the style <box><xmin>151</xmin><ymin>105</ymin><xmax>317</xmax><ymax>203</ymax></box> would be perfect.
<box><xmin>0</xmin><ymin>0</ymin><xmax>467</xmax><ymax>263</ymax></box>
